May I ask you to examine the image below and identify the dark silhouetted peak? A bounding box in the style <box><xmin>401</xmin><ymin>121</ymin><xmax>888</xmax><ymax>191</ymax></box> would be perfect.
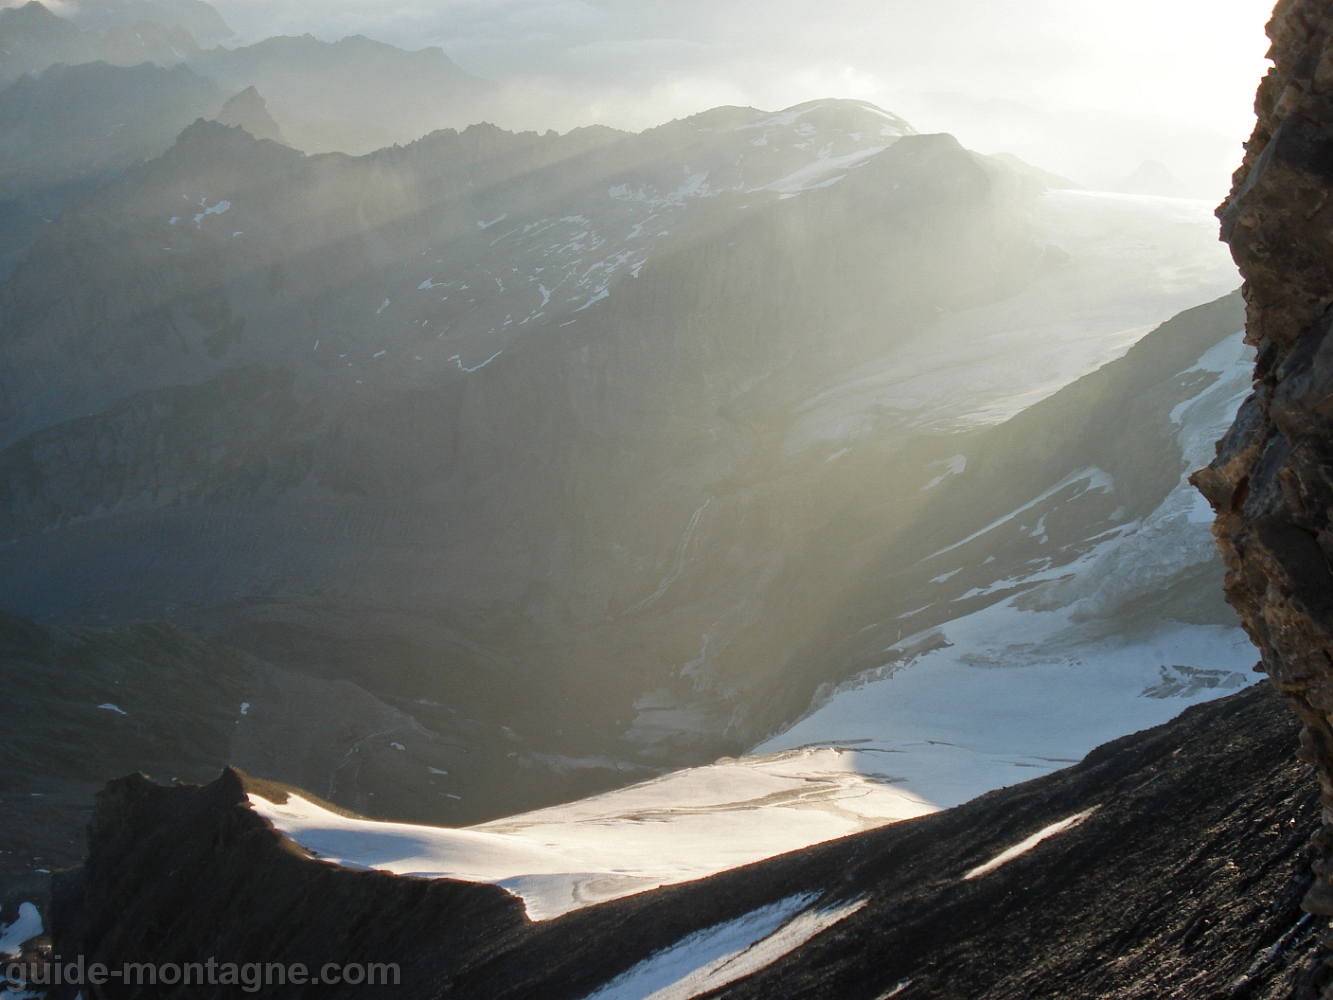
<box><xmin>216</xmin><ymin>84</ymin><xmax>286</xmax><ymax>145</ymax></box>
<box><xmin>164</xmin><ymin>114</ymin><xmax>301</xmax><ymax>167</ymax></box>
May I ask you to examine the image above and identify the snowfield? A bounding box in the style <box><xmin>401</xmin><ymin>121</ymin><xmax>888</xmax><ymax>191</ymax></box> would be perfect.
<box><xmin>756</xmin><ymin>611</ymin><xmax>1254</xmax><ymax>808</ymax></box>
<box><xmin>231</xmin><ymin>108</ymin><xmax>1253</xmax><ymax>930</ymax></box>
<box><xmin>250</xmin><ymin>749</ymin><xmax>931</xmax><ymax>921</ymax></box>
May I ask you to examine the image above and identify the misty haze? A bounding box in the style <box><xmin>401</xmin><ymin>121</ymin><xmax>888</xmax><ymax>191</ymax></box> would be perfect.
<box><xmin>1</xmin><ymin>1</ymin><xmax>1331</xmax><ymax>998</ymax></box>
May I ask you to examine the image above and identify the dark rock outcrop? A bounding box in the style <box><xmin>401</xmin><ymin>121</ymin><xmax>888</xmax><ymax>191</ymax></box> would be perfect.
<box><xmin>0</xmin><ymin>601</ymin><xmax>643</xmax><ymax>916</ymax></box>
<box><xmin>42</xmin><ymin>683</ymin><xmax>1324</xmax><ymax>999</ymax></box>
<box><xmin>1191</xmin><ymin>0</ymin><xmax>1333</xmax><ymax>948</ymax></box>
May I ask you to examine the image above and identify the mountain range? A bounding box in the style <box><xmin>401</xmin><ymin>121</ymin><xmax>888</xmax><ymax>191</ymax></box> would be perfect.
<box><xmin>0</xmin><ymin>0</ymin><xmax>488</xmax><ymax>153</ymax></box>
<box><xmin>2</xmin><ymin>0</ymin><xmax>1320</xmax><ymax>992</ymax></box>
<box><xmin>0</xmin><ymin>0</ymin><xmax>492</xmax><ymax>281</ymax></box>
<box><xmin>0</xmin><ymin>85</ymin><xmax>1256</xmax><ymax>939</ymax></box>
<box><xmin>0</xmin><ymin>94</ymin><xmax>1245</xmax><ymax>820</ymax></box>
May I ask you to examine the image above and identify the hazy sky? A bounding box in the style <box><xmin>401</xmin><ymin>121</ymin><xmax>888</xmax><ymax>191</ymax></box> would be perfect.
<box><xmin>210</xmin><ymin>0</ymin><xmax>1275</xmax><ymax>196</ymax></box>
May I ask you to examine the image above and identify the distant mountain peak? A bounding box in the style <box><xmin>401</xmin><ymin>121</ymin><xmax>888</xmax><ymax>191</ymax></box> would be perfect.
<box><xmin>0</xmin><ymin>0</ymin><xmax>81</xmax><ymax>40</ymax></box>
<box><xmin>3</xmin><ymin>1</ymin><xmax>69</xmax><ymax>24</ymax></box>
<box><xmin>216</xmin><ymin>84</ymin><xmax>286</xmax><ymax>146</ymax></box>
<box><xmin>0</xmin><ymin>0</ymin><xmax>212</xmax><ymax>89</ymax></box>
<box><xmin>186</xmin><ymin>30</ymin><xmax>492</xmax><ymax>154</ymax></box>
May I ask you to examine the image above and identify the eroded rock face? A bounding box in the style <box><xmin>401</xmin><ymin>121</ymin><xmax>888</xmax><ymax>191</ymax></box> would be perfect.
<box><xmin>1192</xmin><ymin>0</ymin><xmax>1333</xmax><ymax>925</ymax></box>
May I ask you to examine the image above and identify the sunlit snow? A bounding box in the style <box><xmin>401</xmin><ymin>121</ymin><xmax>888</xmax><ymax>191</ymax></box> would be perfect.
<box><xmin>250</xmin><ymin>750</ymin><xmax>929</xmax><ymax>921</ymax></box>
<box><xmin>756</xmin><ymin>610</ymin><xmax>1253</xmax><ymax>809</ymax></box>
<box><xmin>759</xmin><ymin>333</ymin><xmax>1257</xmax><ymax>806</ymax></box>
<box><xmin>751</xmin><ymin>145</ymin><xmax>886</xmax><ymax>196</ymax></box>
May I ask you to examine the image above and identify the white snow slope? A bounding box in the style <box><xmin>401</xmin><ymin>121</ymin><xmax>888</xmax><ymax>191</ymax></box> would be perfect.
<box><xmin>251</xmin><ymin>749</ymin><xmax>930</xmax><ymax>921</ymax></box>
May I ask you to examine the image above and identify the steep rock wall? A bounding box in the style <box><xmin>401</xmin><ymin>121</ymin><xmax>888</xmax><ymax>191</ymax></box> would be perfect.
<box><xmin>1193</xmin><ymin>0</ymin><xmax>1333</xmax><ymax>932</ymax></box>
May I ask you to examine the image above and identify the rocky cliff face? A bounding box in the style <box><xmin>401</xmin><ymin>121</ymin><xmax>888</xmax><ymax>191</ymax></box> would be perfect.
<box><xmin>1192</xmin><ymin>0</ymin><xmax>1333</xmax><ymax>938</ymax></box>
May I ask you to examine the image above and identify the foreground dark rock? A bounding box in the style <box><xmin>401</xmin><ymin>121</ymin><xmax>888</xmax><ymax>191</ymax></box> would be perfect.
<box><xmin>1192</xmin><ymin>0</ymin><xmax>1333</xmax><ymax>943</ymax></box>
<box><xmin>44</xmin><ymin>684</ymin><xmax>1325</xmax><ymax>999</ymax></box>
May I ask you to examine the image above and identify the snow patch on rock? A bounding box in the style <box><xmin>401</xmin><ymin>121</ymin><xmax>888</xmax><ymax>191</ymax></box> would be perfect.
<box><xmin>583</xmin><ymin>894</ymin><xmax>867</xmax><ymax>1000</ymax></box>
